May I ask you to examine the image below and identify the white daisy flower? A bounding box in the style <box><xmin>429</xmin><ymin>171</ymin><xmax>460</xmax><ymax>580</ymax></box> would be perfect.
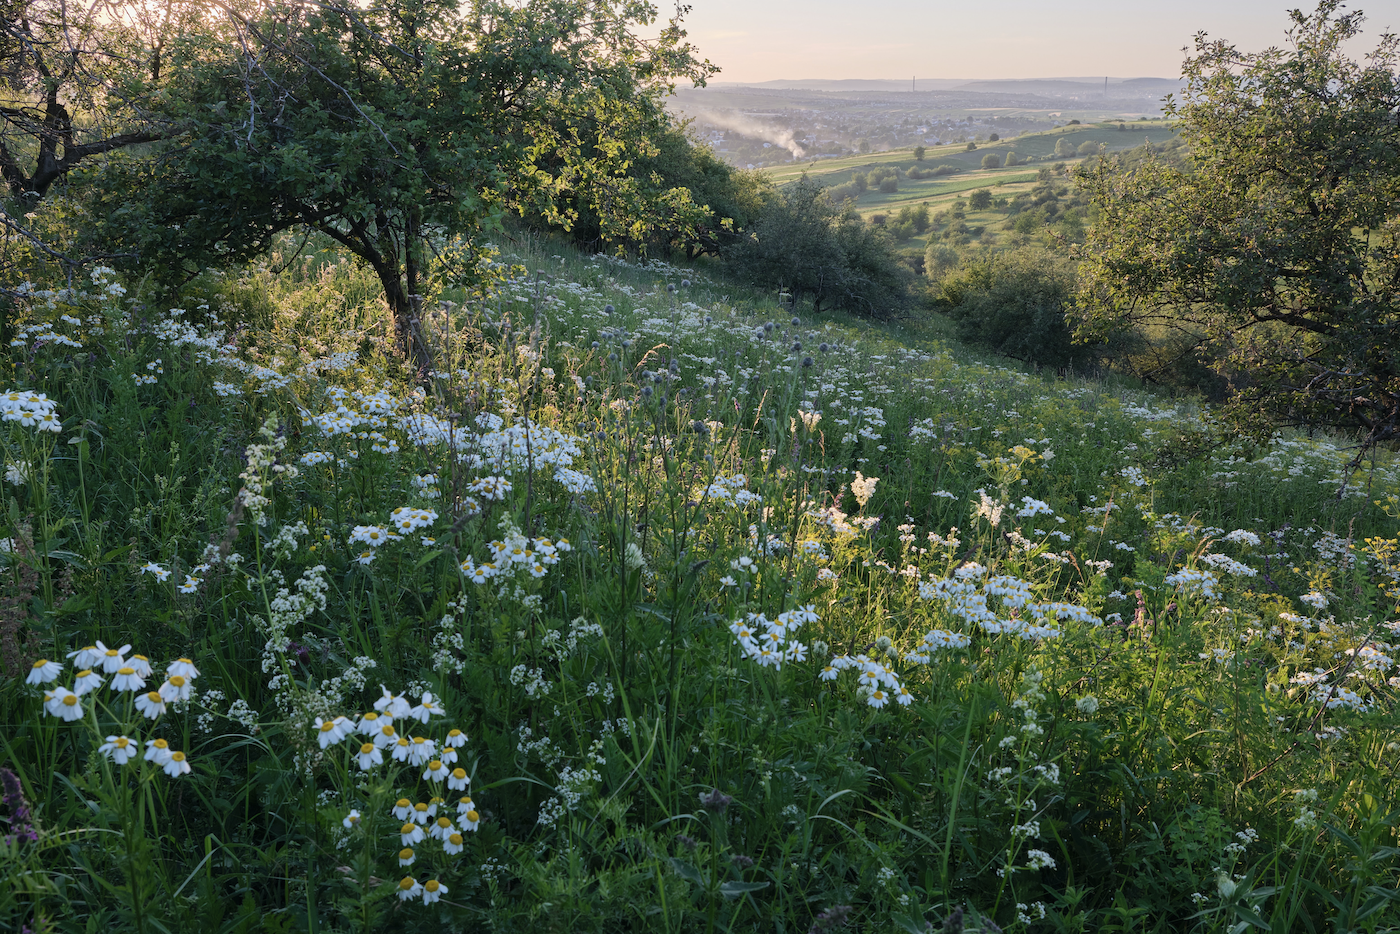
<box><xmin>355</xmin><ymin>742</ymin><xmax>383</xmax><ymax>770</ymax></box>
<box><xmin>400</xmin><ymin>822</ymin><xmax>425</xmax><ymax>846</ymax></box>
<box><xmin>343</xmin><ymin>810</ymin><xmax>362</xmax><ymax>830</ymax></box>
<box><xmin>95</xmin><ymin>641</ymin><xmax>132</xmax><ymax>674</ymax></box>
<box><xmin>110</xmin><ymin>667</ymin><xmax>145</xmax><ymax>692</ymax></box>
<box><xmin>72</xmin><ymin>669</ymin><xmax>104</xmax><ymax>695</ymax></box>
<box><xmin>159</xmin><ymin>675</ymin><xmax>193</xmax><ymax>703</ymax></box>
<box><xmin>422</xmin><ymin>760</ymin><xmax>449</xmax><ymax>783</ymax></box>
<box><xmin>422</xmin><ymin>879</ymin><xmax>447</xmax><ymax>904</ymax></box>
<box><xmin>135</xmin><ymin>690</ymin><xmax>167</xmax><ymax>719</ymax></box>
<box><xmin>448</xmin><ymin>768</ymin><xmax>470</xmax><ymax>791</ymax></box>
<box><xmin>443</xmin><ymin>832</ymin><xmax>465</xmax><ymax>855</ymax></box>
<box><xmin>167</xmin><ymin>658</ymin><xmax>200</xmax><ymax>680</ymax></box>
<box><xmin>44</xmin><ymin>687</ymin><xmax>83</xmax><ymax>721</ymax></box>
<box><xmin>144</xmin><ymin>737</ymin><xmax>174</xmax><ymax>765</ymax></box>
<box><xmin>392</xmin><ymin>799</ymin><xmax>414</xmax><ymax>821</ymax></box>
<box><xmin>99</xmin><ymin>735</ymin><xmax>138</xmax><ymax>765</ymax></box>
<box><xmin>26</xmin><ymin>658</ymin><xmax>62</xmax><ymax>685</ymax></box>
<box><xmin>428</xmin><ymin>816</ymin><xmax>456</xmax><ymax>841</ymax></box>
<box><xmin>163</xmin><ymin>751</ymin><xmax>192</xmax><ymax>777</ymax></box>
<box><xmin>396</xmin><ymin>877</ymin><xmax>423</xmax><ymax>901</ymax></box>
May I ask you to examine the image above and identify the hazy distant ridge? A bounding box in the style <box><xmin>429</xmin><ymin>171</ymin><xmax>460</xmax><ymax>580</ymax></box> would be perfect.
<box><xmin>713</xmin><ymin>77</ymin><xmax>1182</xmax><ymax>98</ymax></box>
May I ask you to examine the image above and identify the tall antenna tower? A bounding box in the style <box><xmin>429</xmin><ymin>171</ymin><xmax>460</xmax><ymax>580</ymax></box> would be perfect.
<box><xmin>1104</xmin><ymin>76</ymin><xmax>1108</xmax><ymax>98</ymax></box>
<box><xmin>912</xmin><ymin>76</ymin><xmax>916</xmax><ymax>93</ymax></box>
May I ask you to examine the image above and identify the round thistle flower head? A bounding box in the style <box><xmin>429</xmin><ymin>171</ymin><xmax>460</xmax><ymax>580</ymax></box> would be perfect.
<box><xmin>135</xmin><ymin>690</ymin><xmax>167</xmax><ymax>719</ymax></box>
<box><xmin>44</xmin><ymin>687</ymin><xmax>84</xmax><ymax>721</ymax></box>
<box><xmin>398</xmin><ymin>847</ymin><xmax>415</xmax><ymax>867</ymax></box>
<box><xmin>110</xmin><ymin>667</ymin><xmax>145</xmax><ymax>692</ymax></box>
<box><xmin>444</xmin><ymin>832</ymin><xmax>465</xmax><ymax>855</ymax></box>
<box><xmin>396</xmin><ymin>877</ymin><xmax>423</xmax><ymax>901</ymax></box>
<box><xmin>422</xmin><ymin>879</ymin><xmax>447</xmax><ymax>904</ymax></box>
<box><xmin>72</xmin><ymin>669</ymin><xmax>105</xmax><ymax>696</ymax></box>
<box><xmin>99</xmin><ymin>735</ymin><xmax>138</xmax><ymax>765</ymax></box>
<box><xmin>26</xmin><ymin>658</ymin><xmax>62</xmax><ymax>685</ymax></box>
<box><xmin>448</xmin><ymin>767</ymin><xmax>470</xmax><ymax>791</ymax></box>
<box><xmin>393</xmin><ymin>798</ymin><xmax>414</xmax><ymax>821</ymax></box>
<box><xmin>163</xmin><ymin>751</ymin><xmax>192</xmax><ymax>778</ymax></box>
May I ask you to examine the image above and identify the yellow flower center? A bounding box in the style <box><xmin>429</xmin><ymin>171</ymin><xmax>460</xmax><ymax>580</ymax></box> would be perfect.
<box><xmin>320</xmin><ymin>722</ymin><xmax>335</xmax><ymax>733</ymax></box>
<box><xmin>401</xmin><ymin>823</ymin><xmax>415</xmax><ymax>834</ymax></box>
<box><xmin>117</xmin><ymin>667</ymin><xmax>135</xmax><ymax>676</ymax></box>
<box><xmin>169</xmin><ymin>675</ymin><xmax>186</xmax><ymax>688</ymax></box>
<box><xmin>381</xmin><ymin>725</ymin><xmax>395</xmax><ymax>737</ymax></box>
<box><xmin>32</xmin><ymin>659</ymin><xmax>48</xmax><ymax>669</ymax></box>
<box><xmin>171</xmin><ymin>751</ymin><xmax>186</xmax><ymax>762</ymax></box>
<box><xmin>145</xmin><ymin>692</ymin><xmax>162</xmax><ymax>703</ymax></box>
<box><xmin>452</xmin><ymin>768</ymin><xmax>466</xmax><ymax>779</ymax></box>
<box><xmin>399</xmin><ymin>848</ymin><xmax>413</xmax><ymax>860</ymax></box>
<box><xmin>428</xmin><ymin>760</ymin><xmax>442</xmax><ymax>770</ymax></box>
<box><xmin>114</xmin><ymin>738</ymin><xmax>129</xmax><ymax>748</ymax></box>
<box><xmin>62</xmin><ymin>694</ymin><xmax>77</xmax><ymax>706</ymax></box>
<box><xmin>77</xmin><ymin>669</ymin><xmax>93</xmax><ymax>678</ymax></box>
<box><xmin>414</xmin><ymin>803</ymin><xmax>428</xmax><ymax>813</ymax></box>
<box><xmin>396</xmin><ymin>798</ymin><xmax>410</xmax><ymax>808</ymax></box>
<box><xmin>396</xmin><ymin>738</ymin><xmax>409</xmax><ymax>747</ymax></box>
<box><xmin>360</xmin><ymin>742</ymin><xmax>375</xmax><ymax>754</ymax></box>
<box><xmin>104</xmin><ymin>649</ymin><xmax>119</xmax><ymax>657</ymax></box>
<box><xmin>436</xmin><ymin>817</ymin><xmax>451</xmax><ymax>829</ymax></box>
<box><xmin>466</xmin><ymin>810</ymin><xmax>479</xmax><ymax>823</ymax></box>
<box><xmin>448</xmin><ymin>833</ymin><xmax>463</xmax><ymax>845</ymax></box>
<box><xmin>425</xmin><ymin>880</ymin><xmax>440</xmax><ymax>893</ymax></box>
<box><xmin>398</xmin><ymin>877</ymin><xmax>415</xmax><ymax>891</ymax></box>
<box><xmin>153</xmin><ymin>739</ymin><xmax>168</xmax><ymax>749</ymax></box>
<box><xmin>448</xmin><ymin>730</ymin><xmax>461</xmax><ymax>739</ymax></box>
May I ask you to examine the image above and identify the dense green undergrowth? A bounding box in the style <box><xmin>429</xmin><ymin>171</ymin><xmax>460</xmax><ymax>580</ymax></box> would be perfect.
<box><xmin>1</xmin><ymin>233</ymin><xmax>1398</xmax><ymax>933</ymax></box>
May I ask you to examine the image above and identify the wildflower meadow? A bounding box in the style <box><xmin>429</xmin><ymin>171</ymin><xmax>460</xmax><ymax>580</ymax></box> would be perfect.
<box><xmin>1</xmin><ymin>235</ymin><xmax>1398</xmax><ymax>933</ymax></box>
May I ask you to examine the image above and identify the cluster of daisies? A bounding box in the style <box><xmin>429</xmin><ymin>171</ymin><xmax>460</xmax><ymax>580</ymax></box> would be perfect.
<box><xmin>917</xmin><ymin>563</ymin><xmax>1100</xmax><ymax>640</ymax></box>
<box><xmin>727</xmin><ymin>606</ymin><xmax>817</xmax><ymax>669</ymax></box>
<box><xmin>326</xmin><ymin>687</ymin><xmax>481</xmax><ymax>904</ymax></box>
<box><xmin>26</xmin><ymin>642</ymin><xmax>200</xmax><ymax>777</ymax></box>
<box><xmin>821</xmin><ymin>651</ymin><xmax>914</xmax><ymax>709</ymax></box>
<box><xmin>459</xmin><ymin>523</ymin><xmax>571</xmax><ymax>585</ymax></box>
<box><xmin>2</xmin><ymin>388</ymin><xmax>61</xmax><ymax>432</ymax></box>
<box><xmin>139</xmin><ymin>560</ymin><xmax>212</xmax><ymax>593</ymax></box>
<box><xmin>348</xmin><ymin>506</ymin><xmax>440</xmax><ymax>563</ymax></box>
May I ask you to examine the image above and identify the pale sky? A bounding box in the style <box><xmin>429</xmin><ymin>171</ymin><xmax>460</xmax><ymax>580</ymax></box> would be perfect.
<box><xmin>678</xmin><ymin>0</ymin><xmax>1395</xmax><ymax>83</ymax></box>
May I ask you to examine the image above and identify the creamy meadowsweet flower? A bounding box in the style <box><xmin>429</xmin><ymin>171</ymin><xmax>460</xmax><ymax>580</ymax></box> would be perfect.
<box><xmin>422</xmin><ymin>760</ymin><xmax>449</xmax><ymax>782</ymax></box>
<box><xmin>443</xmin><ymin>832</ymin><xmax>465</xmax><ymax>855</ymax></box>
<box><xmin>448</xmin><ymin>768</ymin><xmax>470</xmax><ymax>791</ymax></box>
<box><xmin>95</xmin><ymin>641</ymin><xmax>132</xmax><ymax>674</ymax></box>
<box><xmin>159</xmin><ymin>674</ymin><xmax>193</xmax><ymax>703</ymax></box>
<box><xmin>135</xmin><ymin>690</ymin><xmax>167</xmax><ymax>719</ymax></box>
<box><xmin>343</xmin><ymin>809</ymin><xmax>362</xmax><ymax>830</ymax></box>
<box><xmin>110</xmin><ymin>667</ymin><xmax>145</xmax><ymax>692</ymax></box>
<box><xmin>400</xmin><ymin>822</ymin><xmax>425</xmax><ymax>846</ymax></box>
<box><xmin>99</xmin><ymin>735</ymin><xmax>138</xmax><ymax>765</ymax></box>
<box><xmin>393</xmin><ymin>798</ymin><xmax>414</xmax><ymax>821</ymax></box>
<box><xmin>44</xmin><ymin>687</ymin><xmax>83</xmax><ymax>721</ymax></box>
<box><xmin>412</xmin><ymin>802</ymin><xmax>431</xmax><ymax>825</ymax></box>
<box><xmin>444</xmin><ymin>728</ymin><xmax>467</xmax><ymax>748</ymax></box>
<box><xmin>372</xmin><ymin>723</ymin><xmax>398</xmax><ymax>749</ymax></box>
<box><xmin>396</xmin><ymin>877</ymin><xmax>422</xmax><ymax>901</ymax></box>
<box><xmin>127</xmin><ymin>654</ymin><xmax>154</xmax><ymax>678</ymax></box>
<box><xmin>72</xmin><ymin>669</ymin><xmax>104</xmax><ymax>695</ymax></box>
<box><xmin>144</xmin><ymin>737</ymin><xmax>174</xmax><ymax>765</ymax></box>
<box><xmin>355</xmin><ymin>742</ymin><xmax>383</xmax><ymax>770</ymax></box>
<box><xmin>398</xmin><ymin>847</ymin><xmax>416</xmax><ymax>867</ymax></box>
<box><xmin>167</xmin><ymin>658</ymin><xmax>200</xmax><ymax>680</ymax></box>
<box><xmin>422</xmin><ymin>879</ymin><xmax>447</xmax><ymax>904</ymax></box>
<box><xmin>26</xmin><ymin>658</ymin><xmax>62</xmax><ymax>685</ymax></box>
<box><xmin>163</xmin><ymin>750</ymin><xmax>192</xmax><ymax>777</ymax></box>
<box><xmin>429</xmin><ymin>816</ymin><xmax>455</xmax><ymax>841</ymax></box>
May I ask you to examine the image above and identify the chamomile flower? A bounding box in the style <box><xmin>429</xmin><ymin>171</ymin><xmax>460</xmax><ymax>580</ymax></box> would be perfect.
<box><xmin>440</xmin><ymin>746</ymin><xmax>458</xmax><ymax>765</ymax></box>
<box><xmin>456</xmin><ymin>795</ymin><xmax>475</xmax><ymax>816</ymax></box>
<box><xmin>73</xmin><ymin>669</ymin><xmax>104</xmax><ymax>695</ymax></box>
<box><xmin>429</xmin><ymin>816</ymin><xmax>455</xmax><ymax>841</ymax></box>
<box><xmin>406</xmin><ymin>692</ymin><xmax>444</xmax><ymax>723</ymax></box>
<box><xmin>135</xmin><ymin>690</ymin><xmax>167</xmax><ymax>719</ymax></box>
<box><xmin>26</xmin><ymin>658</ymin><xmax>61</xmax><ymax>685</ymax></box>
<box><xmin>444</xmin><ymin>728</ymin><xmax>467</xmax><ymax>748</ymax></box>
<box><xmin>44</xmin><ymin>687</ymin><xmax>83</xmax><ymax>721</ymax></box>
<box><xmin>412</xmin><ymin>802</ymin><xmax>431</xmax><ymax>825</ymax></box>
<box><xmin>67</xmin><ymin>645</ymin><xmax>101</xmax><ymax>669</ymax></box>
<box><xmin>355</xmin><ymin>742</ymin><xmax>384</xmax><ymax>770</ymax></box>
<box><xmin>372</xmin><ymin>723</ymin><xmax>398</xmax><ymax>749</ymax></box>
<box><xmin>400</xmin><ymin>822</ymin><xmax>425</xmax><ymax>846</ymax></box>
<box><xmin>422</xmin><ymin>879</ymin><xmax>447</xmax><ymax>904</ymax></box>
<box><xmin>896</xmin><ymin>686</ymin><xmax>914</xmax><ymax>706</ymax></box>
<box><xmin>443</xmin><ymin>832</ymin><xmax>465</xmax><ymax>855</ymax></box>
<box><xmin>866</xmin><ymin>689</ymin><xmax>889</xmax><ymax>709</ymax></box>
<box><xmin>144</xmin><ymin>737</ymin><xmax>174</xmax><ymax>765</ymax></box>
<box><xmin>460</xmin><ymin>805</ymin><xmax>480</xmax><ymax>831</ymax></box>
<box><xmin>398</xmin><ymin>847</ymin><xmax>416</xmax><ymax>867</ymax></box>
<box><xmin>95</xmin><ymin>641</ymin><xmax>131</xmax><ymax>673</ymax></box>
<box><xmin>819</xmin><ymin>664</ymin><xmax>839</xmax><ymax>682</ymax></box>
<box><xmin>139</xmin><ymin>562</ymin><xmax>171</xmax><ymax>582</ymax></box>
<box><xmin>159</xmin><ymin>674</ymin><xmax>193</xmax><ymax>703</ymax></box>
<box><xmin>110</xmin><ymin>667</ymin><xmax>145</xmax><ymax>692</ymax></box>
<box><xmin>374</xmin><ymin>686</ymin><xmax>412</xmax><ymax>719</ymax></box>
<box><xmin>163</xmin><ymin>751</ymin><xmax>192</xmax><ymax>777</ymax></box>
<box><xmin>396</xmin><ymin>877</ymin><xmax>423</xmax><ymax>901</ymax></box>
<box><xmin>407</xmin><ymin>736</ymin><xmax>436</xmax><ymax>766</ymax></box>
<box><xmin>448</xmin><ymin>768</ymin><xmax>470</xmax><ymax>791</ymax></box>
<box><xmin>99</xmin><ymin>735</ymin><xmax>138</xmax><ymax>765</ymax></box>
<box><xmin>127</xmin><ymin>655</ymin><xmax>154</xmax><ymax>678</ymax></box>
<box><xmin>357</xmin><ymin>711</ymin><xmax>386</xmax><ymax>734</ymax></box>
<box><xmin>422</xmin><ymin>760</ymin><xmax>449</xmax><ymax>782</ymax></box>
<box><xmin>393</xmin><ymin>798</ymin><xmax>414</xmax><ymax>821</ymax></box>
<box><xmin>313</xmin><ymin>716</ymin><xmax>351</xmax><ymax>748</ymax></box>
<box><xmin>343</xmin><ymin>810</ymin><xmax>362</xmax><ymax>830</ymax></box>
<box><xmin>167</xmin><ymin>658</ymin><xmax>200</xmax><ymax>680</ymax></box>
<box><xmin>427</xmin><ymin>796</ymin><xmax>444</xmax><ymax>816</ymax></box>
<box><xmin>390</xmin><ymin>737</ymin><xmax>412</xmax><ymax>762</ymax></box>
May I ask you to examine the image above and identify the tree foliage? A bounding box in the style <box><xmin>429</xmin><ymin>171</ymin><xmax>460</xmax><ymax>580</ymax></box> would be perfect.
<box><xmin>1075</xmin><ymin>1</ymin><xmax>1400</xmax><ymax>451</ymax></box>
<box><xmin>84</xmin><ymin>0</ymin><xmax>714</xmax><ymax>366</ymax></box>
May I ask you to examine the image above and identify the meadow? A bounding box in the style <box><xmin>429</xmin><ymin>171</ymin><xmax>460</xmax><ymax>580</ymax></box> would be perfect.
<box><xmin>1</xmin><ymin>230</ymin><xmax>1398</xmax><ymax>933</ymax></box>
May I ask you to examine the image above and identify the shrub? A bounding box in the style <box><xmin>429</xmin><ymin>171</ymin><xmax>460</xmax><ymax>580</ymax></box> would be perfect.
<box><xmin>932</xmin><ymin>164</ymin><xmax>960</xmax><ymax>176</ymax></box>
<box><xmin>878</xmin><ymin>177</ymin><xmax>898</xmax><ymax>193</ymax></box>
<box><xmin>981</xmin><ymin>154</ymin><xmax>1002</xmax><ymax>169</ymax></box>
<box><xmin>968</xmin><ymin>189</ymin><xmax>993</xmax><ymax>210</ymax></box>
